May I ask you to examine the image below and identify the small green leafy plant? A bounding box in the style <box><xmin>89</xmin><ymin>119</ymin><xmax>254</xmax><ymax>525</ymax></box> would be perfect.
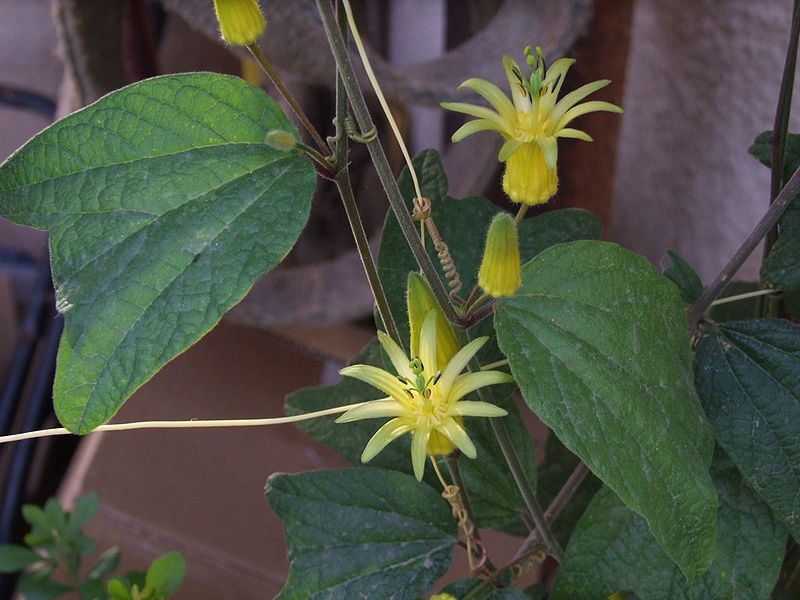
<box><xmin>1</xmin><ymin>0</ymin><xmax>800</xmax><ymax>597</ymax></box>
<box><xmin>0</xmin><ymin>494</ymin><xmax>184</xmax><ymax>599</ymax></box>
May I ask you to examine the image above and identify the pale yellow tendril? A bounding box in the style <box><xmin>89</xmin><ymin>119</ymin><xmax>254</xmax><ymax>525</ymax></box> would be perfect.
<box><xmin>0</xmin><ymin>402</ymin><xmax>368</xmax><ymax>445</ymax></box>
<box><xmin>341</xmin><ymin>0</ymin><xmax>426</xmax><ymax>242</ymax></box>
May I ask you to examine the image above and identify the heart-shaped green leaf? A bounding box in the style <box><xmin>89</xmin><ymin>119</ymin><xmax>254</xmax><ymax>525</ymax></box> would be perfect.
<box><xmin>695</xmin><ymin>319</ymin><xmax>800</xmax><ymax>541</ymax></box>
<box><xmin>266</xmin><ymin>467</ymin><xmax>455</xmax><ymax>600</ymax></box>
<box><xmin>552</xmin><ymin>451</ymin><xmax>786</xmax><ymax>599</ymax></box>
<box><xmin>0</xmin><ymin>73</ymin><xmax>315</xmax><ymax>432</ymax></box>
<box><xmin>495</xmin><ymin>241</ymin><xmax>717</xmax><ymax>579</ymax></box>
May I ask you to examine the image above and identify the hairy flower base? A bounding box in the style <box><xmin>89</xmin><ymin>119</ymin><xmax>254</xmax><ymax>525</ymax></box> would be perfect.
<box><xmin>503</xmin><ymin>142</ymin><xmax>557</xmax><ymax>205</ymax></box>
<box><xmin>337</xmin><ymin>312</ymin><xmax>512</xmax><ymax>480</ymax></box>
<box><xmin>479</xmin><ymin>212</ymin><xmax>522</xmax><ymax>297</ymax></box>
<box><xmin>213</xmin><ymin>0</ymin><xmax>266</xmax><ymax>46</ymax></box>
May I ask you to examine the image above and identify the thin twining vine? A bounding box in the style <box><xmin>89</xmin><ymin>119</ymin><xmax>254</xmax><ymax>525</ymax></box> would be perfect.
<box><xmin>0</xmin><ymin>403</ymin><xmax>367</xmax><ymax>444</ymax></box>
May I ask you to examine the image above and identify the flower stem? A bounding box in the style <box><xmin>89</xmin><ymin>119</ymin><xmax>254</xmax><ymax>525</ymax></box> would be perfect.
<box><xmin>514</xmin><ymin>204</ymin><xmax>529</xmax><ymax>225</ymax></box>
<box><xmin>463</xmin><ymin>299</ymin><xmax>496</xmax><ymax>327</ymax></box>
<box><xmin>247</xmin><ymin>43</ymin><xmax>331</xmax><ymax>155</ymax></box>
<box><xmin>0</xmin><ymin>402</ymin><xmax>369</xmax><ymax>445</ymax></box>
<box><xmin>315</xmin><ymin>0</ymin><xmax>462</xmax><ymax>327</ymax></box>
<box><xmin>687</xmin><ymin>164</ymin><xmax>800</xmax><ymax>329</ymax></box>
<box><xmin>430</xmin><ymin>456</ymin><xmax>449</xmax><ymax>489</ymax></box>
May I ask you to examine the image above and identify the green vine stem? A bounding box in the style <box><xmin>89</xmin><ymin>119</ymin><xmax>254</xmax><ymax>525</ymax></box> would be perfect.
<box><xmin>331</xmin><ymin>16</ymin><xmax>402</xmax><ymax>345</ymax></box>
<box><xmin>333</xmin><ymin>171</ymin><xmax>402</xmax><ymax>345</ymax></box>
<box><xmin>468</xmin><ymin>361</ymin><xmax>563</xmax><ymax>562</ymax></box>
<box><xmin>515</xmin><ymin>462</ymin><xmax>590</xmax><ymax>559</ymax></box>
<box><xmin>315</xmin><ymin>0</ymin><xmax>463</xmax><ymax>327</ymax></box>
<box><xmin>687</xmin><ymin>164</ymin><xmax>800</xmax><ymax>329</ymax></box>
<box><xmin>766</xmin><ymin>0</ymin><xmax>800</xmax><ymax>255</ymax></box>
<box><xmin>246</xmin><ymin>43</ymin><xmax>331</xmax><ymax>155</ymax></box>
<box><xmin>757</xmin><ymin>0</ymin><xmax>800</xmax><ymax>318</ymax></box>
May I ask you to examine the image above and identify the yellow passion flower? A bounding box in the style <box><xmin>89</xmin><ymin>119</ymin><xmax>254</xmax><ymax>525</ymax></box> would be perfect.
<box><xmin>337</xmin><ymin>311</ymin><xmax>512</xmax><ymax>481</ymax></box>
<box><xmin>442</xmin><ymin>46</ymin><xmax>622</xmax><ymax>205</ymax></box>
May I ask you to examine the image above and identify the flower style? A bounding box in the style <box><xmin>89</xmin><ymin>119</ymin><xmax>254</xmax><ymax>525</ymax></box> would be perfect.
<box><xmin>442</xmin><ymin>46</ymin><xmax>623</xmax><ymax>205</ymax></box>
<box><xmin>337</xmin><ymin>310</ymin><xmax>513</xmax><ymax>481</ymax></box>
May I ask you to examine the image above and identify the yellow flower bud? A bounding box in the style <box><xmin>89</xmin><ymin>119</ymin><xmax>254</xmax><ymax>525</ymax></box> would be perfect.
<box><xmin>213</xmin><ymin>0</ymin><xmax>266</xmax><ymax>47</ymax></box>
<box><xmin>431</xmin><ymin>594</ymin><xmax>457</xmax><ymax>600</ymax></box>
<box><xmin>406</xmin><ymin>272</ymin><xmax>459</xmax><ymax>367</ymax></box>
<box><xmin>478</xmin><ymin>213</ymin><xmax>522</xmax><ymax>297</ymax></box>
<box><xmin>503</xmin><ymin>142</ymin><xmax>558</xmax><ymax>205</ymax></box>
<box><xmin>265</xmin><ymin>129</ymin><xmax>297</xmax><ymax>151</ymax></box>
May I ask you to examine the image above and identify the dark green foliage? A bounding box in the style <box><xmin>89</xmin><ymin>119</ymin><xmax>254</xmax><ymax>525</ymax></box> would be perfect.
<box><xmin>695</xmin><ymin>319</ymin><xmax>800</xmax><ymax>542</ymax></box>
<box><xmin>552</xmin><ymin>451</ymin><xmax>786</xmax><ymax>599</ymax></box>
<box><xmin>496</xmin><ymin>241</ymin><xmax>717</xmax><ymax>579</ymax></box>
<box><xmin>266</xmin><ymin>467</ymin><xmax>456</xmax><ymax>600</ymax></box>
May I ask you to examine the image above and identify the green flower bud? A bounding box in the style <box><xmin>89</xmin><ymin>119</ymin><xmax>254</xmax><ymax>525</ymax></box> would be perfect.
<box><xmin>406</xmin><ymin>272</ymin><xmax>459</xmax><ymax>367</ymax></box>
<box><xmin>265</xmin><ymin>129</ymin><xmax>297</xmax><ymax>151</ymax></box>
<box><xmin>478</xmin><ymin>213</ymin><xmax>522</xmax><ymax>297</ymax></box>
<box><xmin>213</xmin><ymin>0</ymin><xmax>266</xmax><ymax>47</ymax></box>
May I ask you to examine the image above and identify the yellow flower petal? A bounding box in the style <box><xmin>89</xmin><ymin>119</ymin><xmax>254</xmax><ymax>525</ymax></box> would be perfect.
<box><xmin>552</xmin><ymin>79</ymin><xmax>611</xmax><ymax>123</ymax></box>
<box><xmin>376</xmin><ymin>330</ymin><xmax>414</xmax><ymax>381</ymax></box>
<box><xmin>449</xmin><ymin>371</ymin><xmax>515</xmax><ymax>403</ymax></box>
<box><xmin>452</xmin><ymin>119</ymin><xmax>504</xmax><ymax>143</ymax></box>
<box><xmin>498</xmin><ymin>139</ymin><xmax>524</xmax><ymax>162</ymax></box>
<box><xmin>339</xmin><ymin>365</ymin><xmax>410</xmax><ymax>403</ymax></box>
<box><xmin>362</xmin><ymin>418</ymin><xmax>413</xmax><ymax>463</ymax></box>
<box><xmin>440</xmin><ymin>102</ymin><xmax>508</xmax><ymax>131</ymax></box>
<box><xmin>335</xmin><ymin>399</ymin><xmax>407</xmax><ymax>423</ymax></box>
<box><xmin>437</xmin><ymin>337</ymin><xmax>488</xmax><ymax>398</ymax></box>
<box><xmin>542</xmin><ymin>58</ymin><xmax>576</xmax><ymax>97</ymax></box>
<box><xmin>502</xmin><ymin>54</ymin><xmax>532</xmax><ymax>113</ymax></box>
<box><xmin>557</xmin><ymin>128</ymin><xmax>593</xmax><ymax>142</ymax></box>
<box><xmin>438</xmin><ymin>418</ymin><xmax>477</xmax><ymax>459</ymax></box>
<box><xmin>555</xmin><ymin>100</ymin><xmax>624</xmax><ymax>132</ymax></box>
<box><xmin>459</xmin><ymin>78</ymin><xmax>517</xmax><ymax>125</ymax></box>
<box><xmin>450</xmin><ymin>400</ymin><xmax>508</xmax><ymax>418</ymax></box>
<box><xmin>411</xmin><ymin>428</ymin><xmax>431</xmax><ymax>480</ymax></box>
